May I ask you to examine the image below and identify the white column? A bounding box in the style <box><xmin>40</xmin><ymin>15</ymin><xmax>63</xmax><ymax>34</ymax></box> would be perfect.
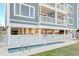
<box><xmin>6</xmin><ymin>4</ymin><xmax>10</xmax><ymax>27</ymax></box>
<box><xmin>55</xmin><ymin>4</ymin><xmax>57</xmax><ymax>24</ymax></box>
<box><xmin>64</xmin><ymin>15</ymin><xmax>66</xmax><ymax>25</ymax></box>
<box><xmin>25</xmin><ymin>28</ymin><xmax>29</xmax><ymax>34</ymax></box>
<box><xmin>64</xmin><ymin>30</ymin><xmax>66</xmax><ymax>40</ymax></box>
<box><xmin>70</xmin><ymin>30</ymin><xmax>72</xmax><ymax>39</ymax></box>
<box><xmin>53</xmin><ymin>29</ymin><xmax>56</xmax><ymax>41</ymax></box>
<box><xmin>6</xmin><ymin>26</ymin><xmax>11</xmax><ymax>47</ymax></box>
<box><xmin>73</xmin><ymin>30</ymin><xmax>76</xmax><ymax>39</ymax></box>
<box><xmin>18</xmin><ymin>28</ymin><xmax>21</xmax><ymax>35</ymax></box>
<box><xmin>74</xmin><ymin>30</ymin><xmax>76</xmax><ymax>39</ymax></box>
<box><xmin>38</xmin><ymin>29</ymin><xmax>41</xmax><ymax>43</ymax></box>
<box><xmin>6</xmin><ymin>26</ymin><xmax>11</xmax><ymax>35</ymax></box>
<box><xmin>38</xmin><ymin>29</ymin><xmax>41</xmax><ymax>34</ymax></box>
<box><xmin>39</xmin><ymin>5</ymin><xmax>41</xmax><ymax>26</ymax></box>
<box><xmin>22</xmin><ymin>28</ymin><xmax>24</xmax><ymax>35</ymax></box>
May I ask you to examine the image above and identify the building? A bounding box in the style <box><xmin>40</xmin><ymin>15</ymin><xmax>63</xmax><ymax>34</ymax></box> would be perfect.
<box><xmin>0</xmin><ymin>3</ymin><xmax>77</xmax><ymax>55</ymax></box>
<box><xmin>76</xmin><ymin>5</ymin><xmax>79</xmax><ymax>38</ymax></box>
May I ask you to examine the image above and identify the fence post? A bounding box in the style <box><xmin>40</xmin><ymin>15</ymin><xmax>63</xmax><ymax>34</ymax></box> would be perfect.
<box><xmin>7</xmin><ymin>35</ymin><xmax>10</xmax><ymax>48</ymax></box>
<box><xmin>64</xmin><ymin>30</ymin><xmax>66</xmax><ymax>41</ymax></box>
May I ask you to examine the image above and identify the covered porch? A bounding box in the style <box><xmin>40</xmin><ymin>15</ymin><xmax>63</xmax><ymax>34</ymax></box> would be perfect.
<box><xmin>1</xmin><ymin>27</ymin><xmax>75</xmax><ymax>48</ymax></box>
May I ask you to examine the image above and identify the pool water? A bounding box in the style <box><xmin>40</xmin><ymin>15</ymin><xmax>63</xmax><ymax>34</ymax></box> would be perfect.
<box><xmin>8</xmin><ymin>41</ymin><xmax>64</xmax><ymax>53</ymax></box>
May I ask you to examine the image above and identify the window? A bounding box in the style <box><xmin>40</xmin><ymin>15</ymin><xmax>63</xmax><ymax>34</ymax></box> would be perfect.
<box><xmin>14</xmin><ymin>3</ymin><xmax>35</xmax><ymax>18</ymax></box>
<box><xmin>11</xmin><ymin>29</ymin><xmax>18</xmax><ymax>35</ymax></box>
<box><xmin>68</xmin><ymin>3</ymin><xmax>73</xmax><ymax>6</ymax></box>
<box><xmin>67</xmin><ymin>13</ymin><xmax>73</xmax><ymax>17</ymax></box>
<box><xmin>30</xmin><ymin>7</ymin><xmax>35</xmax><ymax>17</ymax></box>
<box><xmin>67</xmin><ymin>7</ymin><xmax>73</xmax><ymax>12</ymax></box>
<box><xmin>15</xmin><ymin>3</ymin><xmax>20</xmax><ymax>15</ymax></box>
<box><xmin>21</xmin><ymin>5</ymin><xmax>29</xmax><ymax>16</ymax></box>
<box><xmin>67</xmin><ymin>17</ymin><xmax>73</xmax><ymax>24</ymax></box>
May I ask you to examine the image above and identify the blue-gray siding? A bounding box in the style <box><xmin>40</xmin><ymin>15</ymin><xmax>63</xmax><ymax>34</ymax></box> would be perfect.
<box><xmin>10</xmin><ymin>3</ymin><xmax>38</xmax><ymax>24</ymax></box>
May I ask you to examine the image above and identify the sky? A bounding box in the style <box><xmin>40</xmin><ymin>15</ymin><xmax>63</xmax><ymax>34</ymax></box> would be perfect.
<box><xmin>0</xmin><ymin>3</ymin><xmax>5</xmax><ymax>26</ymax></box>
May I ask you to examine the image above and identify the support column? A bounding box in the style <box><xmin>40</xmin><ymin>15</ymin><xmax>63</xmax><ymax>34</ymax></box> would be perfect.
<box><xmin>31</xmin><ymin>29</ymin><xmax>35</xmax><ymax>35</ymax></box>
<box><xmin>6</xmin><ymin>4</ymin><xmax>11</xmax><ymax>47</ymax></box>
<box><xmin>64</xmin><ymin>30</ymin><xmax>66</xmax><ymax>40</ymax></box>
<box><xmin>25</xmin><ymin>28</ymin><xmax>29</xmax><ymax>35</ymax></box>
<box><xmin>55</xmin><ymin>4</ymin><xmax>57</xmax><ymax>24</ymax></box>
<box><xmin>64</xmin><ymin>15</ymin><xmax>66</xmax><ymax>25</ymax></box>
<box><xmin>6</xmin><ymin>26</ymin><xmax>11</xmax><ymax>35</ymax></box>
<box><xmin>22</xmin><ymin>28</ymin><xmax>24</xmax><ymax>35</ymax></box>
<box><xmin>38</xmin><ymin>29</ymin><xmax>41</xmax><ymax>42</ymax></box>
<box><xmin>70</xmin><ymin>30</ymin><xmax>72</xmax><ymax>39</ymax></box>
<box><xmin>39</xmin><ymin>5</ymin><xmax>41</xmax><ymax>26</ymax></box>
<box><xmin>72</xmin><ymin>30</ymin><xmax>76</xmax><ymax>39</ymax></box>
<box><xmin>74</xmin><ymin>30</ymin><xmax>76</xmax><ymax>39</ymax></box>
<box><xmin>6</xmin><ymin>26</ymin><xmax>11</xmax><ymax>47</ymax></box>
<box><xmin>18</xmin><ymin>28</ymin><xmax>21</xmax><ymax>35</ymax></box>
<box><xmin>38</xmin><ymin>29</ymin><xmax>41</xmax><ymax>34</ymax></box>
<box><xmin>53</xmin><ymin>29</ymin><xmax>55</xmax><ymax>41</ymax></box>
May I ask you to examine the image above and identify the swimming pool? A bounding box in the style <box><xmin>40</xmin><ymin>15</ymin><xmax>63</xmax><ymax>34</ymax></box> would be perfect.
<box><xmin>8</xmin><ymin>41</ymin><xmax>64</xmax><ymax>53</ymax></box>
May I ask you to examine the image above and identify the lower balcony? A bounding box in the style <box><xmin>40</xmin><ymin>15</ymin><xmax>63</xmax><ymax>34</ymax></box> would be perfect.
<box><xmin>0</xmin><ymin>28</ymin><xmax>74</xmax><ymax>48</ymax></box>
<box><xmin>39</xmin><ymin>15</ymin><xmax>66</xmax><ymax>25</ymax></box>
<box><xmin>39</xmin><ymin>15</ymin><xmax>56</xmax><ymax>24</ymax></box>
<box><xmin>0</xmin><ymin>34</ymin><xmax>72</xmax><ymax>48</ymax></box>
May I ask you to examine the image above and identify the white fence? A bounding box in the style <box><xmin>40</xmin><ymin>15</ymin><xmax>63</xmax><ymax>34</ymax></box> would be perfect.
<box><xmin>0</xmin><ymin>34</ymin><xmax>72</xmax><ymax>48</ymax></box>
<box><xmin>0</xmin><ymin>35</ymin><xmax>7</xmax><ymax>47</ymax></box>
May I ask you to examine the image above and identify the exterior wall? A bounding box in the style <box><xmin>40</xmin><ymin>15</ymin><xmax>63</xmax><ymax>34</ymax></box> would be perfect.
<box><xmin>4</xmin><ymin>3</ymin><xmax>77</xmax><ymax>37</ymax></box>
<box><xmin>38</xmin><ymin>3</ymin><xmax>77</xmax><ymax>29</ymax></box>
<box><xmin>66</xmin><ymin>3</ymin><xmax>77</xmax><ymax>29</ymax></box>
<box><xmin>10</xmin><ymin>3</ymin><xmax>38</xmax><ymax>26</ymax></box>
<box><xmin>77</xmin><ymin>6</ymin><xmax>79</xmax><ymax>29</ymax></box>
<box><xmin>6</xmin><ymin>3</ymin><xmax>77</xmax><ymax>29</ymax></box>
<box><xmin>73</xmin><ymin>3</ymin><xmax>77</xmax><ymax>29</ymax></box>
<box><xmin>39</xmin><ymin>3</ymin><xmax>67</xmax><ymax>28</ymax></box>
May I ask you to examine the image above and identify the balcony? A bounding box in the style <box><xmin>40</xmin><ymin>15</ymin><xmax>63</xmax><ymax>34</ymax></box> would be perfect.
<box><xmin>45</xmin><ymin>3</ymin><xmax>55</xmax><ymax>7</ymax></box>
<box><xmin>57</xmin><ymin>19</ymin><xmax>65</xmax><ymax>25</ymax></box>
<box><xmin>57</xmin><ymin>4</ymin><xmax>66</xmax><ymax>11</ymax></box>
<box><xmin>39</xmin><ymin>15</ymin><xmax>56</xmax><ymax>24</ymax></box>
<box><xmin>39</xmin><ymin>15</ymin><xmax>66</xmax><ymax>25</ymax></box>
<box><xmin>39</xmin><ymin>3</ymin><xmax>67</xmax><ymax>14</ymax></box>
<box><xmin>0</xmin><ymin>34</ymin><xmax>72</xmax><ymax>48</ymax></box>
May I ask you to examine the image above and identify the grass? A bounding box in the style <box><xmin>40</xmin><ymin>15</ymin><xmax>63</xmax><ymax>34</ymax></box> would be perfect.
<box><xmin>32</xmin><ymin>42</ymin><xmax>79</xmax><ymax>56</ymax></box>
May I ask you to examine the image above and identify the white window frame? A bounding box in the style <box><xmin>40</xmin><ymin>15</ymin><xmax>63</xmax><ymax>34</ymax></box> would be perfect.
<box><xmin>14</xmin><ymin>3</ymin><xmax>35</xmax><ymax>19</ymax></box>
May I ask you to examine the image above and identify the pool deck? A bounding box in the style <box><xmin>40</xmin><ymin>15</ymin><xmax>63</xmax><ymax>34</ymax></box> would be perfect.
<box><xmin>0</xmin><ymin>39</ymin><xmax>79</xmax><ymax>56</ymax></box>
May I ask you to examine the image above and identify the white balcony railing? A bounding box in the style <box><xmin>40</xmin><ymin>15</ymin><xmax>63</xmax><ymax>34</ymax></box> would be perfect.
<box><xmin>57</xmin><ymin>19</ymin><xmax>65</xmax><ymax>25</ymax></box>
<box><xmin>40</xmin><ymin>3</ymin><xmax>66</xmax><ymax>12</ymax></box>
<box><xmin>39</xmin><ymin>15</ymin><xmax>56</xmax><ymax>24</ymax></box>
<box><xmin>45</xmin><ymin>3</ymin><xmax>55</xmax><ymax>7</ymax></box>
<box><xmin>57</xmin><ymin>4</ymin><xmax>65</xmax><ymax>11</ymax></box>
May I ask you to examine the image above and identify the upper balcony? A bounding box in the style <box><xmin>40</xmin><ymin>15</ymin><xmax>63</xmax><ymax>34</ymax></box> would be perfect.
<box><xmin>44</xmin><ymin>3</ymin><xmax>55</xmax><ymax>7</ymax></box>
<box><xmin>39</xmin><ymin>3</ymin><xmax>67</xmax><ymax>14</ymax></box>
<box><xmin>38</xmin><ymin>3</ymin><xmax>67</xmax><ymax>26</ymax></box>
<box><xmin>57</xmin><ymin>4</ymin><xmax>66</xmax><ymax>11</ymax></box>
<box><xmin>38</xmin><ymin>12</ymin><xmax>66</xmax><ymax>26</ymax></box>
<box><xmin>57</xmin><ymin>12</ymin><xmax>66</xmax><ymax>25</ymax></box>
<box><xmin>39</xmin><ymin>14</ymin><xmax>56</xmax><ymax>24</ymax></box>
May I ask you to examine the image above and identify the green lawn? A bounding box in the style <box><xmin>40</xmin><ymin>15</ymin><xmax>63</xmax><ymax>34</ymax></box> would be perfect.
<box><xmin>32</xmin><ymin>42</ymin><xmax>79</xmax><ymax>56</ymax></box>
